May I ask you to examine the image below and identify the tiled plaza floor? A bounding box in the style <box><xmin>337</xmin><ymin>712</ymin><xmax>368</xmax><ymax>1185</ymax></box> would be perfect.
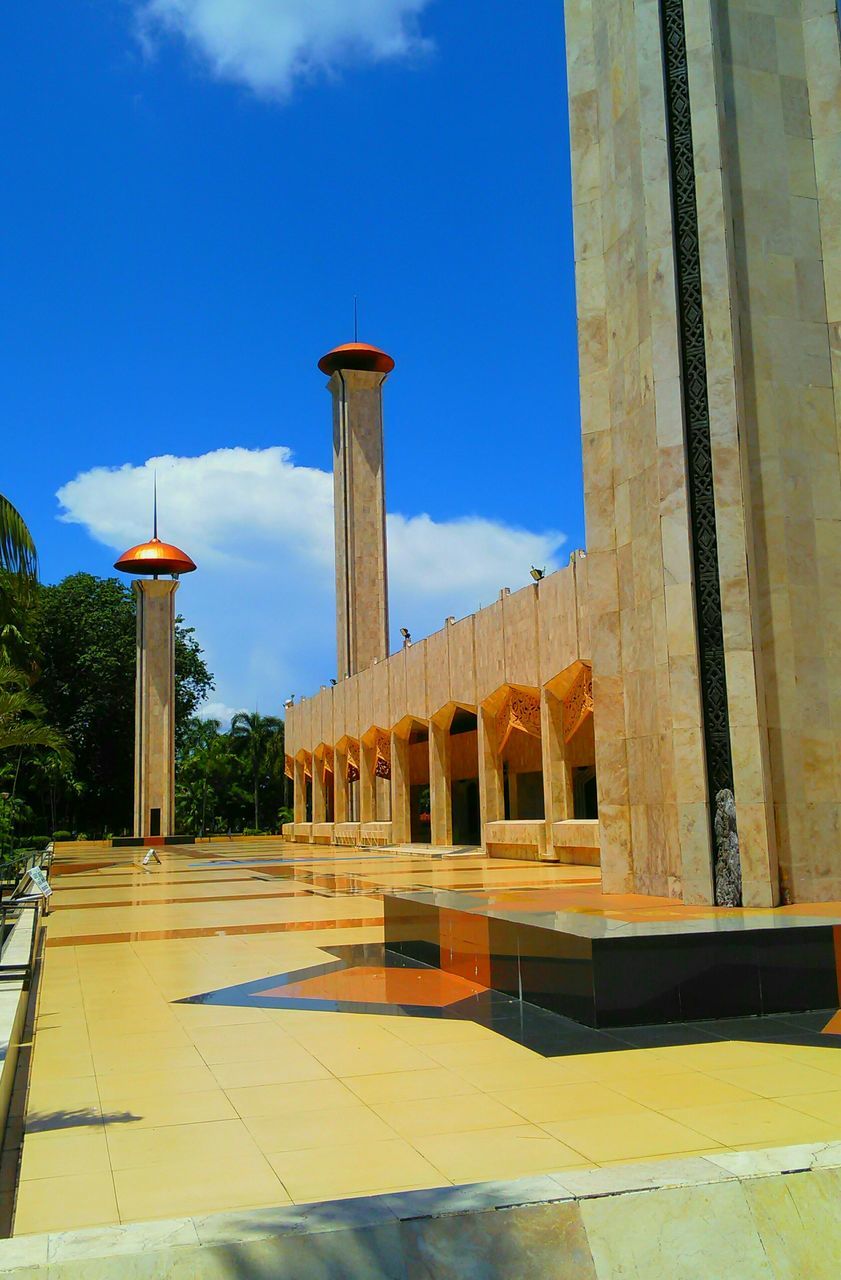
<box><xmin>8</xmin><ymin>841</ymin><xmax>841</xmax><ymax>1236</ymax></box>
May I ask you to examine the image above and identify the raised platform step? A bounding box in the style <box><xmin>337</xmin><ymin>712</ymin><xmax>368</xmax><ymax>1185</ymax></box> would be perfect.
<box><xmin>384</xmin><ymin>887</ymin><xmax>841</xmax><ymax>1027</ymax></box>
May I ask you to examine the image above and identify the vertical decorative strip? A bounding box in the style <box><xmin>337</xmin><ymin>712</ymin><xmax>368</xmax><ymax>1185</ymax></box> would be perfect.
<box><xmin>659</xmin><ymin>0</ymin><xmax>741</xmax><ymax>904</ymax></box>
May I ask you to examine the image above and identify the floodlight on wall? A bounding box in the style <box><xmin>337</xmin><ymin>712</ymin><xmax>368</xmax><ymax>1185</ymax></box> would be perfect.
<box><xmin>530</xmin><ymin>566</ymin><xmax>545</xmax><ymax>582</ymax></box>
<box><xmin>400</xmin><ymin>627</ymin><xmax>412</xmax><ymax>648</ymax></box>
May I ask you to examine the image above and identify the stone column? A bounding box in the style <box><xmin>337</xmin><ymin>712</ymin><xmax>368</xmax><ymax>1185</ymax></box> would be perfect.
<box><xmin>360</xmin><ymin>740</ymin><xmax>376</xmax><ymax>825</ymax></box>
<box><xmin>429</xmin><ymin>718</ymin><xmax>453</xmax><ymax>847</ymax></box>
<box><xmin>390</xmin><ymin>732</ymin><xmax>412</xmax><ymax>844</ymax></box>
<box><xmin>542</xmin><ymin>691</ymin><xmax>572</xmax><ymax>823</ymax></box>
<box><xmin>133</xmin><ymin>579</ymin><xmax>178</xmax><ymax>838</ymax></box>
<box><xmin>334</xmin><ymin>746</ymin><xmax>349</xmax><ymax>825</ymax></box>
<box><xmin>312</xmin><ymin>758</ymin><xmax>327</xmax><ymax>825</ymax></box>
<box><xmin>478</xmin><ymin>707</ymin><xmax>504</xmax><ymax>840</ymax></box>
<box><xmin>293</xmin><ymin>758</ymin><xmax>306</xmax><ymax>825</ymax></box>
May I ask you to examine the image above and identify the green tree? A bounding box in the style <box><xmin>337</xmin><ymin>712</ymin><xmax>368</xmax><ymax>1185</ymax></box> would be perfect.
<box><xmin>230</xmin><ymin>711</ymin><xmax>284</xmax><ymax>830</ymax></box>
<box><xmin>27</xmin><ymin>574</ymin><xmax>213</xmax><ymax>834</ymax></box>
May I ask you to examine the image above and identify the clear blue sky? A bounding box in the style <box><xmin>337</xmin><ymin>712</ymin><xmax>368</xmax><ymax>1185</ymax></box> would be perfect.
<box><xmin>2</xmin><ymin>1</ymin><xmax>582</xmax><ymax>717</ymax></box>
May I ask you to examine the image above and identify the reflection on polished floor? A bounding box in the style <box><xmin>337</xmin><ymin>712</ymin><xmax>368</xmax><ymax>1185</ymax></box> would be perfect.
<box><xmin>10</xmin><ymin>841</ymin><xmax>841</xmax><ymax>1236</ymax></box>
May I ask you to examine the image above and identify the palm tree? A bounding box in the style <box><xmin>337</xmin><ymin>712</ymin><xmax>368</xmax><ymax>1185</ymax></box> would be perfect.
<box><xmin>0</xmin><ymin>665</ymin><xmax>69</xmax><ymax>761</ymax></box>
<box><xmin>230</xmin><ymin>711</ymin><xmax>283</xmax><ymax>830</ymax></box>
<box><xmin>0</xmin><ymin>495</ymin><xmax>36</xmax><ymax>582</ymax></box>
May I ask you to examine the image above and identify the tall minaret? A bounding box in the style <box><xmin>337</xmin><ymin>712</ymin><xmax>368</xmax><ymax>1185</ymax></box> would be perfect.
<box><xmin>114</xmin><ymin>499</ymin><xmax>197</xmax><ymax>839</ymax></box>
<box><xmin>318</xmin><ymin>341</ymin><xmax>393</xmax><ymax>679</ymax></box>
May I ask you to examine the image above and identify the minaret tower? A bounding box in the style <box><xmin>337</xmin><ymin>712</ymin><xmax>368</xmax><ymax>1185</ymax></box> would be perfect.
<box><xmin>114</xmin><ymin>494</ymin><xmax>196</xmax><ymax>840</ymax></box>
<box><xmin>318</xmin><ymin>340</ymin><xmax>394</xmax><ymax>679</ymax></box>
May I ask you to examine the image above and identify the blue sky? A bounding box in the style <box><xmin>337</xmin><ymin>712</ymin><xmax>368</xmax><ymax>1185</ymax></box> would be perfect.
<box><xmin>2</xmin><ymin>1</ymin><xmax>581</xmax><ymax>721</ymax></box>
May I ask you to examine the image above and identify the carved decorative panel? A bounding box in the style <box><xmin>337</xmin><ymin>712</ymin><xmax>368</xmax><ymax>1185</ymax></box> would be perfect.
<box><xmin>660</xmin><ymin>1</ymin><xmax>736</xmax><ymax>812</ymax></box>
<box><xmin>284</xmin><ymin>754</ymin><xmax>294</xmax><ymax>780</ymax></box>
<box><xmin>322</xmin><ymin>747</ymin><xmax>334</xmax><ymax>778</ymax></box>
<box><xmin>495</xmin><ymin>688</ymin><xmax>541</xmax><ymax>755</ymax></box>
<box><xmin>346</xmin><ymin>740</ymin><xmax>359</xmax><ymax>783</ymax></box>
<box><xmin>562</xmin><ymin>666</ymin><xmax>594</xmax><ymax>744</ymax></box>
<box><xmin>375</xmin><ymin>730</ymin><xmax>391</xmax><ymax>780</ymax></box>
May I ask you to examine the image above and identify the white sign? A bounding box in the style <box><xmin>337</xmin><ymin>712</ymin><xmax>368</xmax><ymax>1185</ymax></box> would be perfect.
<box><xmin>26</xmin><ymin>867</ymin><xmax>52</xmax><ymax>898</ymax></box>
<box><xmin>142</xmin><ymin>849</ymin><xmax>161</xmax><ymax>866</ymax></box>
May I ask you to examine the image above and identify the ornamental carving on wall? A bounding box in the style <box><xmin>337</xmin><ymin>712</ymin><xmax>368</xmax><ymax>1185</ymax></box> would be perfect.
<box><xmin>346</xmin><ymin>741</ymin><xmax>360</xmax><ymax>783</ymax></box>
<box><xmin>302</xmin><ymin>753</ymin><xmax>312</xmax><ymax>780</ymax></box>
<box><xmin>322</xmin><ymin>747</ymin><xmax>334</xmax><ymax>778</ymax></box>
<box><xmin>562</xmin><ymin>666</ymin><xmax>594</xmax><ymax>744</ymax></box>
<box><xmin>375</xmin><ymin>730</ymin><xmax>391</xmax><ymax>780</ymax></box>
<box><xmin>284</xmin><ymin>754</ymin><xmax>294</xmax><ymax>779</ymax></box>
<box><xmin>495</xmin><ymin>688</ymin><xmax>541</xmax><ymax>755</ymax></box>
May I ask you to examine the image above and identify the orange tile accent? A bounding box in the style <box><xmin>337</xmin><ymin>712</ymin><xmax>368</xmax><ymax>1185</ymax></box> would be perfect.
<box><xmin>822</xmin><ymin>1010</ymin><xmax>841</xmax><ymax>1035</ymax></box>
<box><xmin>263</xmin><ymin>965</ymin><xmax>487</xmax><ymax>1007</ymax></box>
<box><xmin>440</xmin><ymin>908</ymin><xmax>491</xmax><ymax>987</ymax></box>
<box><xmin>45</xmin><ymin>917</ymin><xmax>380</xmax><ymax>947</ymax></box>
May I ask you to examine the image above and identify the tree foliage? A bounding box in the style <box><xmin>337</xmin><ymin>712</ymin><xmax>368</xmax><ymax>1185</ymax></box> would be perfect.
<box><xmin>22</xmin><ymin>574</ymin><xmax>214</xmax><ymax>834</ymax></box>
<box><xmin>176</xmin><ymin>715</ymin><xmax>289</xmax><ymax>835</ymax></box>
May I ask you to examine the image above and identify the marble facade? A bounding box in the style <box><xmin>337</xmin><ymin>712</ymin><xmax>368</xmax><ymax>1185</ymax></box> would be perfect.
<box><xmin>289</xmin><ymin>3</ymin><xmax>841</xmax><ymax>907</ymax></box>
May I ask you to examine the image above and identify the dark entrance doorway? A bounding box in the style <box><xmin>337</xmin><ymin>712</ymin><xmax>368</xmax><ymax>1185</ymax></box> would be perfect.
<box><xmin>450</xmin><ymin>708</ymin><xmax>480</xmax><ymax>845</ymax></box>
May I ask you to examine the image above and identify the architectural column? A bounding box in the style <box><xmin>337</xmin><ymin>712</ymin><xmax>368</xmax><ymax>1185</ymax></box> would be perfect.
<box><xmin>478</xmin><ymin>706</ymin><xmax>504</xmax><ymax>838</ymax></box>
<box><xmin>312</xmin><ymin>758</ymin><xmax>327</xmax><ymax>825</ymax></box>
<box><xmin>429</xmin><ymin>717</ymin><xmax>453</xmax><ymax>847</ymax></box>
<box><xmin>294</xmin><ymin>758</ymin><xmax>306</xmax><ymax>825</ymax></box>
<box><xmin>334</xmin><ymin>746</ymin><xmax>349</xmax><ymax>825</ymax></box>
<box><xmin>542</xmin><ymin>691</ymin><xmax>572</xmax><ymax>825</ymax></box>
<box><xmin>360</xmin><ymin>739</ymin><xmax>376</xmax><ymax>825</ymax></box>
<box><xmin>390</xmin><ymin>731</ymin><xmax>412</xmax><ymax>844</ymax></box>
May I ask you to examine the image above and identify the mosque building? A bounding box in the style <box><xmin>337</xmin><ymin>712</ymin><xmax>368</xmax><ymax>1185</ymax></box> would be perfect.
<box><xmin>285</xmin><ymin>1</ymin><xmax>841</xmax><ymax>913</ymax></box>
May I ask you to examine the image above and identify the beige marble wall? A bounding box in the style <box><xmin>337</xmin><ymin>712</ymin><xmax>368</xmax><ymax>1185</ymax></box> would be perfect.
<box><xmin>565</xmin><ymin>0</ymin><xmax>710</xmax><ymax>900</ymax></box>
<box><xmin>133</xmin><ymin>580</ymin><xmax>178</xmax><ymax>837</ymax></box>
<box><xmin>726</xmin><ymin>0</ymin><xmax>841</xmax><ymax>901</ymax></box>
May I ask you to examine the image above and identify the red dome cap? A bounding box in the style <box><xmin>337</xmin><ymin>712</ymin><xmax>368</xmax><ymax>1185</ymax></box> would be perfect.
<box><xmin>318</xmin><ymin>342</ymin><xmax>395</xmax><ymax>376</ymax></box>
<box><xmin>114</xmin><ymin>537</ymin><xmax>197</xmax><ymax>576</ymax></box>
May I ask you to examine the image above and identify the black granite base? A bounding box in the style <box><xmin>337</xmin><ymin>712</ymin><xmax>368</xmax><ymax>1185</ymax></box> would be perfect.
<box><xmin>383</xmin><ymin>892</ymin><xmax>841</xmax><ymax>1029</ymax></box>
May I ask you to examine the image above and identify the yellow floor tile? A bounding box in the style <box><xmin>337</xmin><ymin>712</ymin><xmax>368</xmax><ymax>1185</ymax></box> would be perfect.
<box><xmin>25</xmin><ymin>1076</ymin><xmax>100</xmax><ymax>1117</ymax></box>
<box><xmin>606</xmin><ymin>1071</ymin><xmax>759</xmax><ymax>1110</ymax></box>
<box><xmin>246</xmin><ymin>1104</ymin><xmax>399</xmax><ymax>1153</ymax></box>
<box><xmin>372</xmin><ymin>1092</ymin><xmax>526</xmax><ymax>1138</ymax></box>
<box><xmin>114</xmin><ymin>1152</ymin><xmax>289</xmax><ymax>1223</ymax></box>
<box><xmin>102</xmin><ymin>1089</ymin><xmax>237</xmax><ymax>1129</ymax></box>
<box><xmin>652</xmin><ymin>1040</ymin><xmax>790</xmax><ymax>1071</ymax></box>
<box><xmin>665</xmin><ymin>1098</ymin><xmax>841</xmax><ymax>1148</ymax></box>
<box><xmin>491</xmin><ymin>1081</ymin><xmax>648</xmax><ymax>1124</ymax></box>
<box><xmin>542</xmin><ymin>1111</ymin><xmax>719</xmax><ymax>1164</ymax></box>
<box><xmin>19</xmin><ymin>1128</ymin><xmax>111</xmax><ymax>1181</ymax></box>
<box><xmin>300</xmin><ymin>1035</ymin><xmax>438</xmax><ymax>1078</ymax></box>
<box><xmin>226</xmin><ymin>1078</ymin><xmax>360</xmax><ymax>1118</ymax></box>
<box><xmin>13</xmin><ymin>1172</ymin><xmax>119</xmax><ymax>1236</ymax></box>
<box><xmin>106</xmin><ymin>1118</ymin><xmax>263</xmax><ymax>1171</ymax></box>
<box><xmin>267</xmin><ymin>1138</ymin><xmax>442</xmax><ymax>1202</ymax></box>
<box><xmin>191</xmin><ymin>1026</ymin><xmax>317</xmax><ymax>1068</ymax></box>
<box><xmin>414</xmin><ymin>1124</ymin><xmax>589</xmax><ymax>1183</ymax></box>
<box><xmin>780</xmin><ymin>1090</ymin><xmax>841</xmax><ymax>1123</ymax></box>
<box><xmin>96</xmin><ymin>1064</ymin><xmax>220</xmax><ymax>1103</ymax></box>
<box><xmin>343</xmin><ymin>1067</ymin><xmax>478</xmax><ymax>1105</ymax></box>
<box><xmin>705</xmin><ymin>1061</ymin><xmax>841</xmax><ymax>1099</ymax></box>
<box><xmin>421</xmin><ymin>1039</ymin><xmax>539</xmax><ymax>1071</ymax></box>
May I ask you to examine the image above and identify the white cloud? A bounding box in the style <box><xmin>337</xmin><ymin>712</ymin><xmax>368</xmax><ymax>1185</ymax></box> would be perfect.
<box><xmin>135</xmin><ymin>0</ymin><xmax>435</xmax><ymax>98</ymax></box>
<box><xmin>56</xmin><ymin>446</ymin><xmax>565</xmax><ymax>716</ymax></box>
<box><xmin>197</xmin><ymin>701</ymin><xmax>242</xmax><ymax>728</ymax></box>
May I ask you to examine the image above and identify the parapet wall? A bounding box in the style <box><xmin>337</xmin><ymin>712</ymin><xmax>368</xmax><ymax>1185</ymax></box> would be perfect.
<box><xmin>286</xmin><ymin>554</ymin><xmax>590</xmax><ymax>760</ymax></box>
